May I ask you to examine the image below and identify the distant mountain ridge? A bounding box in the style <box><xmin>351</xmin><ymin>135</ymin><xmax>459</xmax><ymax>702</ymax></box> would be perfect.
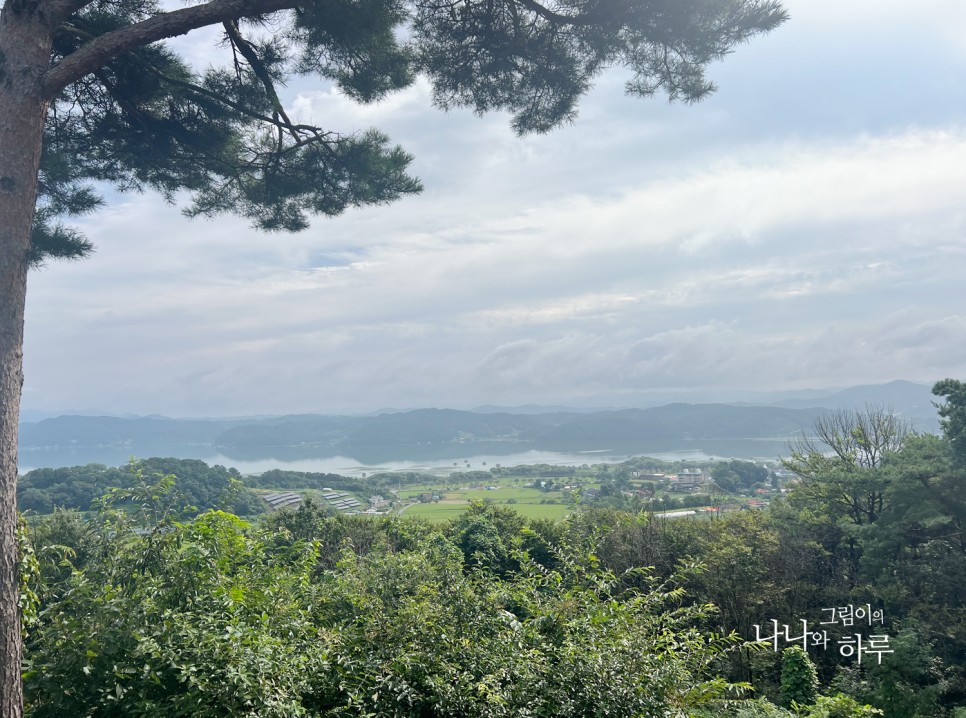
<box><xmin>769</xmin><ymin>379</ymin><xmax>932</xmax><ymax>409</ymax></box>
<box><xmin>20</xmin><ymin>414</ymin><xmax>242</xmax><ymax>446</ymax></box>
<box><xmin>21</xmin><ymin>405</ymin><xmax>819</xmax><ymax>451</ymax></box>
<box><xmin>767</xmin><ymin>380</ymin><xmax>938</xmax><ymax>432</ymax></box>
<box><xmin>19</xmin><ymin>381</ymin><xmax>940</xmax><ymax>461</ymax></box>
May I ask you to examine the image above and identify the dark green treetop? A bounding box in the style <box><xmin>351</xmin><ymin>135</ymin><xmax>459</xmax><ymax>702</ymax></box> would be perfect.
<box><xmin>933</xmin><ymin>378</ymin><xmax>966</xmax><ymax>465</ymax></box>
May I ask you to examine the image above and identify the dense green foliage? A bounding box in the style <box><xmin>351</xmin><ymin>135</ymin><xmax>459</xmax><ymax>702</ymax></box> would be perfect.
<box><xmin>713</xmin><ymin>460</ymin><xmax>771</xmax><ymax>493</ymax></box>
<box><xmin>247</xmin><ymin>468</ymin><xmax>436</xmax><ymax>498</ymax></box>
<box><xmin>780</xmin><ymin>648</ymin><xmax>818</xmax><ymax>708</ymax></box>
<box><xmin>18</xmin><ymin>380</ymin><xmax>966</xmax><ymax>716</ymax></box>
<box><xmin>18</xmin><ymin>458</ymin><xmax>263</xmax><ymax>517</ymax></box>
<box><xmin>26</xmin><ymin>505</ymin><xmax>754</xmax><ymax>716</ymax></box>
<box><xmin>933</xmin><ymin>379</ymin><xmax>966</xmax><ymax>465</ymax></box>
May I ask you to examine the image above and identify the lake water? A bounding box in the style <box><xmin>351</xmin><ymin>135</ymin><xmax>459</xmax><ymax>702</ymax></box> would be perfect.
<box><xmin>19</xmin><ymin>439</ymin><xmax>790</xmax><ymax>475</ymax></box>
<box><xmin>186</xmin><ymin>448</ymin><xmax>727</xmax><ymax>476</ymax></box>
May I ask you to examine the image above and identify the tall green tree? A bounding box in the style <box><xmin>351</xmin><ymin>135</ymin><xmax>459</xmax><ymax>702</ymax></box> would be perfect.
<box><xmin>864</xmin><ymin>435</ymin><xmax>966</xmax><ymax>602</ymax></box>
<box><xmin>782</xmin><ymin>406</ymin><xmax>911</xmax><ymax>589</ymax></box>
<box><xmin>783</xmin><ymin>406</ymin><xmax>910</xmax><ymax>527</ymax></box>
<box><xmin>0</xmin><ymin>0</ymin><xmax>786</xmax><ymax>712</ymax></box>
<box><xmin>933</xmin><ymin>378</ymin><xmax>966</xmax><ymax>466</ymax></box>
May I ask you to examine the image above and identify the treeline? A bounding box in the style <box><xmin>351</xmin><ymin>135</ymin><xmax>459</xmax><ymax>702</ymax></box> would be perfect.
<box><xmin>489</xmin><ymin>463</ymin><xmax>577</xmax><ymax>477</ymax></box>
<box><xmin>18</xmin><ymin>458</ymin><xmax>264</xmax><ymax>516</ymax></box>
<box><xmin>247</xmin><ymin>468</ymin><xmax>438</xmax><ymax>496</ymax></box>
<box><xmin>245</xmin><ymin>468</ymin><xmax>368</xmax><ymax>493</ymax></box>
<box><xmin>18</xmin><ymin>461</ymin><xmax>443</xmax><ymax>517</ymax></box>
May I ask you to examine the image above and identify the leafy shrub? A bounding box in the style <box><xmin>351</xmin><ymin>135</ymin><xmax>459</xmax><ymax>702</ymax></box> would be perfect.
<box><xmin>780</xmin><ymin>646</ymin><xmax>818</xmax><ymax>708</ymax></box>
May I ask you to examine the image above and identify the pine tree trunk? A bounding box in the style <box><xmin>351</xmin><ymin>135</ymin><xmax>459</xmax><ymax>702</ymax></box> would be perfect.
<box><xmin>0</xmin><ymin>3</ymin><xmax>53</xmax><ymax>716</ymax></box>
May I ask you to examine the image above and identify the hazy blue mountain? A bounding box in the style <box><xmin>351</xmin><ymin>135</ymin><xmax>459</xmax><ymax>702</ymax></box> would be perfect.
<box><xmin>533</xmin><ymin>404</ymin><xmax>828</xmax><ymax>450</ymax></box>
<box><xmin>210</xmin><ymin>405</ymin><xmax>827</xmax><ymax>452</ymax></box>
<box><xmin>770</xmin><ymin>380</ymin><xmax>939</xmax><ymax>432</ymax></box>
<box><xmin>20</xmin><ymin>404</ymin><xmax>823</xmax><ymax>452</ymax></box>
<box><xmin>19</xmin><ymin>381</ymin><xmax>942</xmax><ymax>464</ymax></box>
<box><xmin>20</xmin><ymin>415</ymin><xmax>240</xmax><ymax>447</ymax></box>
<box><xmin>213</xmin><ymin>415</ymin><xmax>365</xmax><ymax>450</ymax></box>
<box><xmin>471</xmin><ymin>404</ymin><xmax>606</xmax><ymax>414</ymax></box>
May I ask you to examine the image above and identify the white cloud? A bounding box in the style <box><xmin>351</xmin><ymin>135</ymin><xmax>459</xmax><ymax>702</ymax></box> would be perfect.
<box><xmin>25</xmin><ymin>124</ymin><xmax>966</xmax><ymax>413</ymax></box>
<box><xmin>22</xmin><ymin>6</ymin><xmax>966</xmax><ymax>415</ymax></box>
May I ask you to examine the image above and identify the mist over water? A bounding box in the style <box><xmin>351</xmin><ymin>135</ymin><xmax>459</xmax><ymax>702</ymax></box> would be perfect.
<box><xmin>19</xmin><ymin>438</ymin><xmax>789</xmax><ymax>475</ymax></box>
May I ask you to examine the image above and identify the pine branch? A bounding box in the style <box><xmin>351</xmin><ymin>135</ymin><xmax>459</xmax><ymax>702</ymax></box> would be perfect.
<box><xmin>143</xmin><ymin>61</ymin><xmax>323</xmax><ymax>135</ymax></box>
<box><xmin>41</xmin><ymin>0</ymin><xmax>300</xmax><ymax>98</ymax></box>
<box><xmin>222</xmin><ymin>20</ymin><xmax>294</xmax><ymax>128</ymax></box>
<box><xmin>513</xmin><ymin>0</ymin><xmax>590</xmax><ymax>27</ymax></box>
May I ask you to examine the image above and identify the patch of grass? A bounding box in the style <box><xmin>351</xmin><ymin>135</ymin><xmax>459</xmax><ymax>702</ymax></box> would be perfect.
<box><xmin>508</xmin><ymin>503</ymin><xmax>572</xmax><ymax>520</ymax></box>
<box><xmin>402</xmin><ymin>503</ymin><xmax>473</xmax><ymax>521</ymax></box>
<box><xmin>458</xmin><ymin>487</ymin><xmax>546</xmax><ymax>501</ymax></box>
<box><xmin>401</xmin><ymin>499</ymin><xmax>571</xmax><ymax>522</ymax></box>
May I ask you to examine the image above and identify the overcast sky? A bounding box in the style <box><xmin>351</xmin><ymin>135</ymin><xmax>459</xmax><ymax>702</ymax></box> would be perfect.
<box><xmin>21</xmin><ymin>0</ymin><xmax>966</xmax><ymax>417</ymax></box>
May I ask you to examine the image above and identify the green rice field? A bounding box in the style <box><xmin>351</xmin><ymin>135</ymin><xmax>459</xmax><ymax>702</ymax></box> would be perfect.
<box><xmin>396</xmin><ymin>484</ymin><xmax>573</xmax><ymax>521</ymax></box>
<box><xmin>403</xmin><ymin>500</ymin><xmax>571</xmax><ymax>522</ymax></box>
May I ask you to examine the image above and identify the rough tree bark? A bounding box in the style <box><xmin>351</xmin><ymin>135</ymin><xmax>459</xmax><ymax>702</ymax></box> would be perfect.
<box><xmin>0</xmin><ymin>2</ymin><xmax>55</xmax><ymax>714</ymax></box>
